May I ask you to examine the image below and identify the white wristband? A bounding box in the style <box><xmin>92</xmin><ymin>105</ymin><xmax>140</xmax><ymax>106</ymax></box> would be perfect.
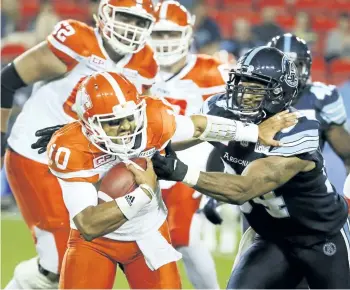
<box><xmin>115</xmin><ymin>187</ymin><xmax>151</xmax><ymax>220</ymax></box>
<box><xmin>139</xmin><ymin>183</ymin><xmax>156</xmax><ymax>199</ymax></box>
<box><xmin>235</xmin><ymin>121</ymin><xmax>259</xmax><ymax>143</ymax></box>
<box><xmin>183</xmin><ymin>166</ymin><xmax>201</xmax><ymax>187</ymax></box>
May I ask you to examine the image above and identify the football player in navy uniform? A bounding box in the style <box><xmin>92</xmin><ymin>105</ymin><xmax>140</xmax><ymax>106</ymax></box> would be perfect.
<box><xmin>268</xmin><ymin>33</ymin><xmax>350</xmax><ymax>173</ymax></box>
<box><xmin>205</xmin><ymin>33</ymin><xmax>350</xmax><ymax>237</ymax></box>
<box><xmin>139</xmin><ymin>46</ymin><xmax>350</xmax><ymax>288</ymax></box>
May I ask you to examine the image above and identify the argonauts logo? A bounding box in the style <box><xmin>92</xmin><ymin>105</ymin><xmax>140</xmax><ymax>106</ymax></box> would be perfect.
<box><xmin>282</xmin><ymin>55</ymin><xmax>298</xmax><ymax>88</ymax></box>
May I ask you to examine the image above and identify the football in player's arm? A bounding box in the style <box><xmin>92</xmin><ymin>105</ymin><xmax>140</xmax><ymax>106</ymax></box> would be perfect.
<box><xmin>60</xmin><ymin>158</ymin><xmax>157</xmax><ymax>242</ymax></box>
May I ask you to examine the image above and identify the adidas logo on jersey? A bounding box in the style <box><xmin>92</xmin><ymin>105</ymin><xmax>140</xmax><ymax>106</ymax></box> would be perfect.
<box><xmin>125</xmin><ymin>195</ymin><xmax>135</xmax><ymax>206</ymax></box>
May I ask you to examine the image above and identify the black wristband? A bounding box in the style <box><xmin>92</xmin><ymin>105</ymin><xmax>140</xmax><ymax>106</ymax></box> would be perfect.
<box><xmin>1</xmin><ymin>63</ymin><xmax>26</xmax><ymax>109</ymax></box>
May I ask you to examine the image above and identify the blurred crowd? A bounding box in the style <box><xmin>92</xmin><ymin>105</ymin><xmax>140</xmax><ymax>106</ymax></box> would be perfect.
<box><xmin>2</xmin><ymin>0</ymin><xmax>350</xmax><ymax>80</ymax></box>
<box><xmin>1</xmin><ymin>0</ymin><xmax>350</xmax><ymax>203</ymax></box>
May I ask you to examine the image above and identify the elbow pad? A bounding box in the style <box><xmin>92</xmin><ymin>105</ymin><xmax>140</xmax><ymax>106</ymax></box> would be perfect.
<box><xmin>1</xmin><ymin>63</ymin><xmax>26</xmax><ymax>109</ymax></box>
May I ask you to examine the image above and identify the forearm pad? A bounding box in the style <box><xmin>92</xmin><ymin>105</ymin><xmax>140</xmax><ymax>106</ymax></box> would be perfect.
<box><xmin>199</xmin><ymin>115</ymin><xmax>258</xmax><ymax>143</ymax></box>
<box><xmin>1</xmin><ymin>63</ymin><xmax>26</xmax><ymax>109</ymax></box>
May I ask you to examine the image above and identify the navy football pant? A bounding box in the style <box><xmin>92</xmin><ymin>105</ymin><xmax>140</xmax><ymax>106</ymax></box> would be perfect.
<box><xmin>228</xmin><ymin>221</ymin><xmax>350</xmax><ymax>289</ymax></box>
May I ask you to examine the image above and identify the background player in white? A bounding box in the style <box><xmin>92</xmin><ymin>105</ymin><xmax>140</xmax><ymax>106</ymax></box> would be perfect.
<box><xmin>149</xmin><ymin>1</ymin><xmax>229</xmax><ymax>287</ymax></box>
<box><xmin>1</xmin><ymin>0</ymin><xmax>158</xmax><ymax>288</ymax></box>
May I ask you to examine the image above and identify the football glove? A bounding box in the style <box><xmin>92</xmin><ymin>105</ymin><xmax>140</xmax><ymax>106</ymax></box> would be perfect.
<box><xmin>151</xmin><ymin>142</ymin><xmax>189</xmax><ymax>182</ymax></box>
<box><xmin>31</xmin><ymin>124</ymin><xmax>64</xmax><ymax>154</ymax></box>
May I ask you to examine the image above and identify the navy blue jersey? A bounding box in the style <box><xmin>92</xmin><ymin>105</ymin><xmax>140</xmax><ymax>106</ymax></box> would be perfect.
<box><xmin>294</xmin><ymin>82</ymin><xmax>347</xmax><ymax>149</ymax></box>
<box><xmin>202</xmin><ymin>93</ymin><xmax>348</xmax><ymax>245</ymax></box>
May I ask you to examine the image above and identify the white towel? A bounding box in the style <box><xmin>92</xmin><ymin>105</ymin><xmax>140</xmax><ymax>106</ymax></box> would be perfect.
<box><xmin>136</xmin><ymin>230</ymin><xmax>182</xmax><ymax>271</ymax></box>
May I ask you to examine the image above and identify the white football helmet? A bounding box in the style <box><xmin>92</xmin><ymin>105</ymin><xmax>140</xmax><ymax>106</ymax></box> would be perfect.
<box><xmin>151</xmin><ymin>1</ymin><xmax>195</xmax><ymax>66</ymax></box>
<box><xmin>97</xmin><ymin>0</ymin><xmax>156</xmax><ymax>55</ymax></box>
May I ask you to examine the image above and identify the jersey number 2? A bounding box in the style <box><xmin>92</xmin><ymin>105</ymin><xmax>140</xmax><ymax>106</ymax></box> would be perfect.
<box><xmin>240</xmin><ymin>191</ymin><xmax>290</xmax><ymax>218</ymax></box>
<box><xmin>52</xmin><ymin>21</ymin><xmax>76</xmax><ymax>42</ymax></box>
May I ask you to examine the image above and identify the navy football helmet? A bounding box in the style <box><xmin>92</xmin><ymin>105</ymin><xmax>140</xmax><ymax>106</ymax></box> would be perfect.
<box><xmin>267</xmin><ymin>33</ymin><xmax>312</xmax><ymax>92</ymax></box>
<box><xmin>226</xmin><ymin>46</ymin><xmax>299</xmax><ymax>123</ymax></box>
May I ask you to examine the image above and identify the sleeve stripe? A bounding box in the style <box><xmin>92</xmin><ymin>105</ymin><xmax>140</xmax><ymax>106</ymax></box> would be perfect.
<box><xmin>199</xmin><ymin>85</ymin><xmax>226</xmax><ymax>96</ymax></box>
<box><xmin>279</xmin><ymin>136</ymin><xmax>319</xmax><ymax>147</ymax></box>
<box><xmin>268</xmin><ymin>140</ymin><xmax>319</xmax><ymax>156</ymax></box>
<box><xmin>278</xmin><ymin>129</ymin><xmax>319</xmax><ymax>144</ymax></box>
<box><xmin>323</xmin><ymin>102</ymin><xmax>346</xmax><ymax>114</ymax></box>
<box><xmin>268</xmin><ymin>147</ymin><xmax>318</xmax><ymax>156</ymax></box>
<box><xmin>47</xmin><ymin>35</ymin><xmax>86</xmax><ymax>62</ymax></box>
<box><xmin>321</xmin><ymin>112</ymin><xmax>347</xmax><ymax>124</ymax></box>
<box><xmin>49</xmin><ymin>167</ymin><xmax>99</xmax><ymax>179</ymax></box>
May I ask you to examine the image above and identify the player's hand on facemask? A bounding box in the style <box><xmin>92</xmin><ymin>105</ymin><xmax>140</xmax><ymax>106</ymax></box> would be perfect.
<box><xmin>31</xmin><ymin>124</ymin><xmax>64</xmax><ymax>154</ymax></box>
<box><xmin>151</xmin><ymin>142</ymin><xmax>189</xmax><ymax>182</ymax></box>
<box><xmin>258</xmin><ymin>110</ymin><xmax>298</xmax><ymax>147</ymax></box>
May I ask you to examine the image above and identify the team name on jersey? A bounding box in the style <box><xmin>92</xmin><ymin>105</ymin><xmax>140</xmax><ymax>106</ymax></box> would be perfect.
<box><xmin>223</xmin><ymin>152</ymin><xmax>250</xmax><ymax>167</ymax></box>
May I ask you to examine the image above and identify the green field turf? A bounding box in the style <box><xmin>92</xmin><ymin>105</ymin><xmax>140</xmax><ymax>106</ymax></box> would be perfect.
<box><xmin>1</xmin><ymin>217</ymin><xmax>237</xmax><ymax>289</ymax></box>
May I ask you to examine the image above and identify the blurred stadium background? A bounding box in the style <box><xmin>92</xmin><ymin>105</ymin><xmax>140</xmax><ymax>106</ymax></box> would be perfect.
<box><xmin>1</xmin><ymin>0</ymin><xmax>350</xmax><ymax>288</ymax></box>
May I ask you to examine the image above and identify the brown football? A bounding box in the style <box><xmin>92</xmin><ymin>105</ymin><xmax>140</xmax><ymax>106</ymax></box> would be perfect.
<box><xmin>98</xmin><ymin>158</ymin><xmax>147</xmax><ymax>203</ymax></box>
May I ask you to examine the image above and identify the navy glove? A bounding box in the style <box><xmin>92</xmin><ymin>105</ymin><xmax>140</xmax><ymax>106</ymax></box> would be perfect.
<box><xmin>202</xmin><ymin>198</ymin><xmax>223</xmax><ymax>225</ymax></box>
<box><xmin>31</xmin><ymin>124</ymin><xmax>64</xmax><ymax>154</ymax></box>
<box><xmin>151</xmin><ymin>142</ymin><xmax>189</xmax><ymax>182</ymax></box>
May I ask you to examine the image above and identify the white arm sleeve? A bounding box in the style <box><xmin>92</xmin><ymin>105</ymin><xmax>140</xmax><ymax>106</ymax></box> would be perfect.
<box><xmin>172</xmin><ymin>115</ymin><xmax>196</xmax><ymax>142</ymax></box>
<box><xmin>57</xmin><ymin>179</ymin><xmax>98</xmax><ymax>219</ymax></box>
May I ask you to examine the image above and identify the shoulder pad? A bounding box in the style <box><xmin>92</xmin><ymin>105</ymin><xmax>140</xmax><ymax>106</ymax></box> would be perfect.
<box><xmin>184</xmin><ymin>55</ymin><xmax>226</xmax><ymax>98</ymax></box>
<box><xmin>47</xmin><ymin>20</ymin><xmax>98</xmax><ymax>70</ymax></box>
<box><xmin>267</xmin><ymin>116</ymin><xmax>320</xmax><ymax>157</ymax></box>
<box><xmin>201</xmin><ymin>93</ymin><xmax>227</xmax><ymax>114</ymax></box>
<box><xmin>126</xmin><ymin>44</ymin><xmax>158</xmax><ymax>86</ymax></box>
<box><xmin>47</xmin><ymin>122</ymin><xmax>100</xmax><ymax>183</ymax></box>
<box><xmin>145</xmin><ymin>97</ymin><xmax>177</xmax><ymax>149</ymax></box>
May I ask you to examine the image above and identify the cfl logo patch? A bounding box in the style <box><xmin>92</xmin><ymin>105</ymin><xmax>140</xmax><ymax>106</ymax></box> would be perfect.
<box><xmin>323</xmin><ymin>242</ymin><xmax>337</xmax><ymax>256</ymax></box>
